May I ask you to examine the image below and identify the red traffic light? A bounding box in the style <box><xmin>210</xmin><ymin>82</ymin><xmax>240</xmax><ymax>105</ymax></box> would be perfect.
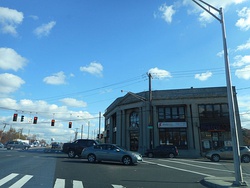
<box><xmin>13</xmin><ymin>113</ymin><xmax>18</xmax><ymax>121</ymax></box>
<box><xmin>33</xmin><ymin>117</ymin><xmax>38</xmax><ymax>124</ymax></box>
<box><xmin>51</xmin><ymin>119</ymin><xmax>55</xmax><ymax>126</ymax></box>
<box><xmin>69</xmin><ymin>122</ymin><xmax>72</xmax><ymax>128</ymax></box>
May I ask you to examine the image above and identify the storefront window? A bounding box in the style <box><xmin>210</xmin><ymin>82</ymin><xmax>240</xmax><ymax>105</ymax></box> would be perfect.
<box><xmin>159</xmin><ymin>128</ymin><xmax>187</xmax><ymax>149</ymax></box>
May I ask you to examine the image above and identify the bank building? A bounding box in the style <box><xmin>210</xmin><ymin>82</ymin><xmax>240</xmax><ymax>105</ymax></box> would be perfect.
<box><xmin>103</xmin><ymin>86</ymin><xmax>243</xmax><ymax>157</ymax></box>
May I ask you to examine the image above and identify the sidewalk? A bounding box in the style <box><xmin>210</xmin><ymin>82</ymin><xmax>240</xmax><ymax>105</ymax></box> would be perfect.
<box><xmin>201</xmin><ymin>177</ymin><xmax>248</xmax><ymax>188</ymax></box>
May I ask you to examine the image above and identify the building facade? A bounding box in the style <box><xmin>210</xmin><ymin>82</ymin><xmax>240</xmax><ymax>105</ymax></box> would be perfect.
<box><xmin>103</xmin><ymin>87</ymin><xmax>242</xmax><ymax>157</ymax></box>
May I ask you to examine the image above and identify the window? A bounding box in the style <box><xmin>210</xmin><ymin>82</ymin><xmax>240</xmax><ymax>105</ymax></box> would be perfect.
<box><xmin>198</xmin><ymin>103</ymin><xmax>229</xmax><ymax>118</ymax></box>
<box><xmin>158</xmin><ymin>106</ymin><xmax>186</xmax><ymax>121</ymax></box>
<box><xmin>130</xmin><ymin>111</ymin><xmax>139</xmax><ymax>127</ymax></box>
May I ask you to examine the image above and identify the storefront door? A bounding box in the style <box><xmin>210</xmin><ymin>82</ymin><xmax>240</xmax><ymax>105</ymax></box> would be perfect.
<box><xmin>130</xmin><ymin>132</ymin><xmax>139</xmax><ymax>151</ymax></box>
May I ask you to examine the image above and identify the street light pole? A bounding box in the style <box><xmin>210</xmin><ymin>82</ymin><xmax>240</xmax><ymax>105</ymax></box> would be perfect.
<box><xmin>192</xmin><ymin>0</ymin><xmax>245</xmax><ymax>185</ymax></box>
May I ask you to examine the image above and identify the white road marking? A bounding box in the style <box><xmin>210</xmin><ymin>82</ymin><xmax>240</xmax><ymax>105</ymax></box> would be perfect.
<box><xmin>143</xmin><ymin>160</ymin><xmax>214</xmax><ymax>177</ymax></box>
<box><xmin>9</xmin><ymin>175</ymin><xmax>33</xmax><ymax>188</ymax></box>
<box><xmin>54</xmin><ymin>178</ymin><xmax>65</xmax><ymax>188</ymax></box>
<box><xmin>159</xmin><ymin>159</ymin><xmax>232</xmax><ymax>172</ymax></box>
<box><xmin>73</xmin><ymin>180</ymin><xmax>84</xmax><ymax>188</ymax></box>
<box><xmin>0</xmin><ymin>173</ymin><xmax>18</xmax><ymax>186</ymax></box>
<box><xmin>112</xmin><ymin>184</ymin><xmax>126</xmax><ymax>188</ymax></box>
<box><xmin>170</xmin><ymin>158</ymin><xmax>222</xmax><ymax>165</ymax></box>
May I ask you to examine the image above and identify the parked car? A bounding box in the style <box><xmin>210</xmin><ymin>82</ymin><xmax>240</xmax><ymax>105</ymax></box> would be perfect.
<box><xmin>145</xmin><ymin>145</ymin><xmax>178</xmax><ymax>158</ymax></box>
<box><xmin>205</xmin><ymin>146</ymin><xmax>250</xmax><ymax>163</ymax></box>
<box><xmin>0</xmin><ymin>142</ymin><xmax>4</xmax><ymax>148</ymax></box>
<box><xmin>62</xmin><ymin>139</ymin><xmax>99</xmax><ymax>158</ymax></box>
<box><xmin>81</xmin><ymin>143</ymin><xmax>143</xmax><ymax>165</ymax></box>
<box><xmin>51</xmin><ymin>142</ymin><xmax>61</xmax><ymax>149</ymax></box>
<box><xmin>5</xmin><ymin>141</ymin><xmax>30</xmax><ymax>150</ymax></box>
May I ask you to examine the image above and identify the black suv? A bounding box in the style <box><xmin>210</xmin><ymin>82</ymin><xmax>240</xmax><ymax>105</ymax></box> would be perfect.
<box><xmin>62</xmin><ymin>139</ymin><xmax>99</xmax><ymax>158</ymax></box>
<box><xmin>145</xmin><ymin>145</ymin><xmax>178</xmax><ymax>158</ymax></box>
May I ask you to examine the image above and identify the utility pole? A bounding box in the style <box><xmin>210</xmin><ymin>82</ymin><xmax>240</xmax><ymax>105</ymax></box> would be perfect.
<box><xmin>81</xmin><ymin>124</ymin><xmax>83</xmax><ymax>139</ymax></box>
<box><xmin>99</xmin><ymin>112</ymin><xmax>101</xmax><ymax>142</ymax></box>
<box><xmin>147</xmin><ymin>73</ymin><xmax>153</xmax><ymax>149</ymax></box>
<box><xmin>192</xmin><ymin>0</ymin><xmax>244</xmax><ymax>185</ymax></box>
<box><xmin>74</xmin><ymin>128</ymin><xmax>78</xmax><ymax>141</ymax></box>
<box><xmin>87</xmin><ymin>121</ymin><xmax>90</xmax><ymax>139</ymax></box>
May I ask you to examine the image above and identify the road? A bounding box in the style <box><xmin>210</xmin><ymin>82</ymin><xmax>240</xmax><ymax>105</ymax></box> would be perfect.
<box><xmin>0</xmin><ymin>147</ymin><xmax>250</xmax><ymax>188</ymax></box>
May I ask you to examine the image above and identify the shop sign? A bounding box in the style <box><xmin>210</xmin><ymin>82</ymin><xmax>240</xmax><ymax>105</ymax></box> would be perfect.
<box><xmin>158</xmin><ymin>122</ymin><xmax>187</xmax><ymax>128</ymax></box>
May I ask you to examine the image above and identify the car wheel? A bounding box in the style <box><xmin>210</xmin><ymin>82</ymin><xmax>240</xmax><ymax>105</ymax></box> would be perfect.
<box><xmin>211</xmin><ymin>154</ymin><xmax>220</xmax><ymax>162</ymax></box>
<box><xmin>169</xmin><ymin>153</ymin><xmax>175</xmax><ymax>158</ymax></box>
<box><xmin>87</xmin><ymin>154</ymin><xmax>96</xmax><ymax>163</ymax></box>
<box><xmin>241</xmin><ymin>155</ymin><xmax>250</xmax><ymax>163</ymax></box>
<box><xmin>10</xmin><ymin>147</ymin><xmax>14</xmax><ymax>150</ymax></box>
<box><xmin>68</xmin><ymin>150</ymin><xmax>76</xmax><ymax>158</ymax></box>
<box><xmin>122</xmin><ymin>156</ymin><xmax>132</xmax><ymax>165</ymax></box>
<box><xmin>148</xmin><ymin>152</ymin><xmax>154</xmax><ymax>158</ymax></box>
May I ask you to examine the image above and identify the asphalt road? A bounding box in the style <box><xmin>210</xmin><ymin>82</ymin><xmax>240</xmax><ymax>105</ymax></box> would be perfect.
<box><xmin>0</xmin><ymin>147</ymin><xmax>250</xmax><ymax>188</ymax></box>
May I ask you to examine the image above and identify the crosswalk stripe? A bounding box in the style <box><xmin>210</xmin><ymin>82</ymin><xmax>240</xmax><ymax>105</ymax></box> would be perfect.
<box><xmin>0</xmin><ymin>173</ymin><xmax>18</xmax><ymax>186</ymax></box>
<box><xmin>9</xmin><ymin>175</ymin><xmax>33</xmax><ymax>188</ymax></box>
<box><xmin>112</xmin><ymin>185</ymin><xmax>126</xmax><ymax>188</ymax></box>
<box><xmin>73</xmin><ymin>180</ymin><xmax>84</xmax><ymax>188</ymax></box>
<box><xmin>54</xmin><ymin>178</ymin><xmax>65</xmax><ymax>188</ymax></box>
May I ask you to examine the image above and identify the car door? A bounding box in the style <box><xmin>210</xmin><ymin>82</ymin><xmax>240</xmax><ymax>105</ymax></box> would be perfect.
<box><xmin>220</xmin><ymin>146</ymin><xmax>233</xmax><ymax>159</ymax></box>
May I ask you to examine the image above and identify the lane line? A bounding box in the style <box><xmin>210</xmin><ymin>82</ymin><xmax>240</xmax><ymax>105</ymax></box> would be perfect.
<box><xmin>0</xmin><ymin>173</ymin><xmax>19</xmax><ymax>186</ymax></box>
<box><xmin>143</xmin><ymin>161</ymin><xmax>214</xmax><ymax>177</ymax></box>
<box><xmin>170</xmin><ymin>158</ymin><xmax>222</xmax><ymax>165</ymax></box>
<box><xmin>9</xmin><ymin>175</ymin><xmax>33</xmax><ymax>188</ymax></box>
<box><xmin>158</xmin><ymin>159</ymin><xmax>250</xmax><ymax>176</ymax></box>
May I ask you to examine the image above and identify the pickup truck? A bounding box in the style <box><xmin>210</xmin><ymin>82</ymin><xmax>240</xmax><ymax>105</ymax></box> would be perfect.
<box><xmin>62</xmin><ymin>139</ymin><xmax>99</xmax><ymax>158</ymax></box>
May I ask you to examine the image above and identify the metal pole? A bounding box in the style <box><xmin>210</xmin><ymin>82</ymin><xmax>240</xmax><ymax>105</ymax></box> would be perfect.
<box><xmin>192</xmin><ymin>0</ymin><xmax>244</xmax><ymax>185</ymax></box>
<box><xmin>220</xmin><ymin>8</ymin><xmax>244</xmax><ymax>185</ymax></box>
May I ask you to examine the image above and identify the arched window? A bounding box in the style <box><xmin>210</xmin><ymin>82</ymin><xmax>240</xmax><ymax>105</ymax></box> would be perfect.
<box><xmin>130</xmin><ymin>111</ymin><xmax>139</xmax><ymax>128</ymax></box>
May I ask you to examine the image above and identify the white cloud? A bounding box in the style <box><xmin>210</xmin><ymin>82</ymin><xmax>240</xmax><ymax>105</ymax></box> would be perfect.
<box><xmin>0</xmin><ymin>97</ymin><xmax>97</xmax><ymax>142</ymax></box>
<box><xmin>236</xmin><ymin>38</ymin><xmax>250</xmax><ymax>51</ymax></box>
<box><xmin>236</xmin><ymin>7</ymin><xmax>250</xmax><ymax>31</ymax></box>
<box><xmin>232</xmin><ymin>55</ymin><xmax>250</xmax><ymax>67</ymax></box>
<box><xmin>194</xmin><ymin>71</ymin><xmax>212</xmax><ymax>81</ymax></box>
<box><xmin>43</xmin><ymin>71</ymin><xmax>66</xmax><ymax>85</ymax></box>
<box><xmin>34</xmin><ymin>21</ymin><xmax>56</xmax><ymax>38</ymax></box>
<box><xmin>148</xmin><ymin>67</ymin><xmax>172</xmax><ymax>80</ymax></box>
<box><xmin>60</xmin><ymin>98</ymin><xmax>87</xmax><ymax>108</ymax></box>
<box><xmin>80</xmin><ymin>62</ymin><xmax>103</xmax><ymax>77</ymax></box>
<box><xmin>0</xmin><ymin>7</ymin><xmax>23</xmax><ymax>36</ymax></box>
<box><xmin>159</xmin><ymin>4</ymin><xmax>176</xmax><ymax>24</ymax></box>
<box><xmin>0</xmin><ymin>48</ymin><xmax>27</xmax><ymax>71</ymax></box>
<box><xmin>235</xmin><ymin>65</ymin><xmax>250</xmax><ymax>80</ymax></box>
<box><xmin>190</xmin><ymin>0</ymin><xmax>247</xmax><ymax>25</ymax></box>
<box><xmin>0</xmin><ymin>73</ymin><xmax>25</xmax><ymax>93</ymax></box>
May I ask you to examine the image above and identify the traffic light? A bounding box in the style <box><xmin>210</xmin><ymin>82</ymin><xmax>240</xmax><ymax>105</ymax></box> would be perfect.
<box><xmin>21</xmin><ymin>115</ymin><xmax>24</xmax><ymax>122</ymax></box>
<box><xmin>33</xmin><ymin>117</ymin><xmax>38</xmax><ymax>124</ymax></box>
<box><xmin>13</xmin><ymin>113</ymin><xmax>18</xmax><ymax>121</ymax></box>
<box><xmin>69</xmin><ymin>122</ymin><xmax>72</xmax><ymax>128</ymax></box>
<box><xmin>51</xmin><ymin>119</ymin><xmax>55</xmax><ymax>126</ymax></box>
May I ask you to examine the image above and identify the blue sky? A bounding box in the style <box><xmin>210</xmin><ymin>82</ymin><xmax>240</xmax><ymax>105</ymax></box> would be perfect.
<box><xmin>0</xmin><ymin>0</ymin><xmax>250</xmax><ymax>143</ymax></box>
